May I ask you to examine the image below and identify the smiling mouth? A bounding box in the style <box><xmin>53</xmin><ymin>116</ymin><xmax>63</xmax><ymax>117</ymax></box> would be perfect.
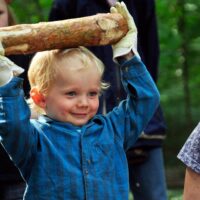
<box><xmin>72</xmin><ymin>113</ymin><xmax>87</xmax><ymax>118</ymax></box>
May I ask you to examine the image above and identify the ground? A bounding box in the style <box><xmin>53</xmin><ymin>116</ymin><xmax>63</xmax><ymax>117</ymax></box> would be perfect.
<box><xmin>129</xmin><ymin>189</ymin><xmax>183</xmax><ymax>200</ymax></box>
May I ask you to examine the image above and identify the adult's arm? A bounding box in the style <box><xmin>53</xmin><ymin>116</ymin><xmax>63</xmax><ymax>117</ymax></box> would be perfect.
<box><xmin>177</xmin><ymin>123</ymin><xmax>200</xmax><ymax>199</ymax></box>
<box><xmin>0</xmin><ymin>78</ymin><xmax>37</xmax><ymax>178</ymax></box>
<box><xmin>177</xmin><ymin>123</ymin><xmax>200</xmax><ymax>173</ymax></box>
<box><xmin>183</xmin><ymin>167</ymin><xmax>200</xmax><ymax>200</ymax></box>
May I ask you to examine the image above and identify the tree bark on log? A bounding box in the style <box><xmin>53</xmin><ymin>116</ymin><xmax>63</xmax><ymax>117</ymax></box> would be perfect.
<box><xmin>0</xmin><ymin>13</ymin><xmax>128</xmax><ymax>55</ymax></box>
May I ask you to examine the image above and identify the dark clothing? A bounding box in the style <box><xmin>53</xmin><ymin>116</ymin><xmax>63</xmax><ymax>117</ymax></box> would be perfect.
<box><xmin>8</xmin><ymin>54</ymin><xmax>32</xmax><ymax>98</ymax></box>
<box><xmin>0</xmin><ymin>182</ymin><xmax>25</xmax><ymax>200</ymax></box>
<box><xmin>128</xmin><ymin>147</ymin><xmax>167</xmax><ymax>199</ymax></box>
<box><xmin>49</xmin><ymin>0</ymin><xmax>166</xmax><ymax>148</ymax></box>
<box><xmin>0</xmin><ymin>54</ymin><xmax>31</xmax><ymax>199</ymax></box>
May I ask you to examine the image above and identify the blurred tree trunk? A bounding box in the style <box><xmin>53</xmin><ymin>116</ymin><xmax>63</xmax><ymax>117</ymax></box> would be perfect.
<box><xmin>176</xmin><ymin>0</ymin><xmax>192</xmax><ymax>127</ymax></box>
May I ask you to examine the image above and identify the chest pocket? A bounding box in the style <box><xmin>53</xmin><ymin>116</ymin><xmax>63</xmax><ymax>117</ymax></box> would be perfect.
<box><xmin>90</xmin><ymin>143</ymin><xmax>115</xmax><ymax>178</ymax></box>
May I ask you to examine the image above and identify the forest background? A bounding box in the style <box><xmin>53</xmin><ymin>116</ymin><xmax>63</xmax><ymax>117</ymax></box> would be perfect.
<box><xmin>8</xmin><ymin>0</ymin><xmax>200</xmax><ymax>199</ymax></box>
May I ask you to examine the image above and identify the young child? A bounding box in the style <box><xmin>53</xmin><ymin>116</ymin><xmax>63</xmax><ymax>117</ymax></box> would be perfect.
<box><xmin>0</xmin><ymin>2</ymin><xmax>160</xmax><ymax>200</ymax></box>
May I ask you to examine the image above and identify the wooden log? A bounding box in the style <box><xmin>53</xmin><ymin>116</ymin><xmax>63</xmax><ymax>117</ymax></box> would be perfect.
<box><xmin>0</xmin><ymin>13</ymin><xmax>128</xmax><ymax>55</ymax></box>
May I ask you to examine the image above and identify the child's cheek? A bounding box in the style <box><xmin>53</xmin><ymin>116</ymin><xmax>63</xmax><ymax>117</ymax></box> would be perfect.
<box><xmin>59</xmin><ymin>105</ymin><xmax>70</xmax><ymax>116</ymax></box>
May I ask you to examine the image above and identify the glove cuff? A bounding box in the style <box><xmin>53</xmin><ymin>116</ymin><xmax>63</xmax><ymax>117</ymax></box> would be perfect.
<box><xmin>113</xmin><ymin>46</ymin><xmax>141</xmax><ymax>63</ymax></box>
<box><xmin>0</xmin><ymin>65</ymin><xmax>13</xmax><ymax>86</ymax></box>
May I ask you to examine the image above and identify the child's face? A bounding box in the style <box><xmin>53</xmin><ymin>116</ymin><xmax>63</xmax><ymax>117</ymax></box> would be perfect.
<box><xmin>43</xmin><ymin>57</ymin><xmax>101</xmax><ymax>126</ymax></box>
<box><xmin>0</xmin><ymin>0</ymin><xmax>8</xmax><ymax>27</ymax></box>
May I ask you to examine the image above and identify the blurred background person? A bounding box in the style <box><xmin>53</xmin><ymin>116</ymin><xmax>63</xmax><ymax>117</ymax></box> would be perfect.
<box><xmin>178</xmin><ymin>123</ymin><xmax>200</xmax><ymax>200</ymax></box>
<box><xmin>0</xmin><ymin>0</ymin><xmax>31</xmax><ymax>199</ymax></box>
<box><xmin>49</xmin><ymin>0</ymin><xmax>167</xmax><ymax>199</ymax></box>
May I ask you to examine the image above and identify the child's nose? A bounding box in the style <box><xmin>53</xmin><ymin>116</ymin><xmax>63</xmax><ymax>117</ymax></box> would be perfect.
<box><xmin>78</xmin><ymin>96</ymin><xmax>89</xmax><ymax>107</ymax></box>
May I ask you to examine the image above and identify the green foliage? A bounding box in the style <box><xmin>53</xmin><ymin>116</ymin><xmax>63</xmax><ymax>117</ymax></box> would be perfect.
<box><xmin>10</xmin><ymin>0</ymin><xmax>53</xmax><ymax>23</ymax></box>
<box><xmin>157</xmin><ymin>1</ymin><xmax>200</xmax><ymax>181</ymax></box>
<box><xmin>129</xmin><ymin>189</ymin><xmax>183</xmax><ymax>200</ymax></box>
<box><xmin>157</xmin><ymin>0</ymin><xmax>200</xmax><ymax>109</ymax></box>
<box><xmin>168</xmin><ymin>189</ymin><xmax>183</xmax><ymax>200</ymax></box>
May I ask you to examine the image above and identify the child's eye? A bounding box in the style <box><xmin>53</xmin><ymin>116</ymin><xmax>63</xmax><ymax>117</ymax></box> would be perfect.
<box><xmin>66</xmin><ymin>91</ymin><xmax>76</xmax><ymax>96</ymax></box>
<box><xmin>88</xmin><ymin>91</ymin><xmax>99</xmax><ymax>97</ymax></box>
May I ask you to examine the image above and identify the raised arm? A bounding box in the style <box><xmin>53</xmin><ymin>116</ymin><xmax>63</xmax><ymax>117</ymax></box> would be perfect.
<box><xmin>110</xmin><ymin>2</ymin><xmax>140</xmax><ymax>61</ymax></box>
<box><xmin>0</xmin><ymin>43</ymin><xmax>36</xmax><ymax>175</ymax></box>
<box><xmin>105</xmin><ymin>2</ymin><xmax>160</xmax><ymax>150</ymax></box>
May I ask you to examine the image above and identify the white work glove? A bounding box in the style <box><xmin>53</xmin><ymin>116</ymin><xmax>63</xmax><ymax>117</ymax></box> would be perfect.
<box><xmin>0</xmin><ymin>42</ymin><xmax>24</xmax><ymax>86</ymax></box>
<box><xmin>110</xmin><ymin>2</ymin><xmax>140</xmax><ymax>61</ymax></box>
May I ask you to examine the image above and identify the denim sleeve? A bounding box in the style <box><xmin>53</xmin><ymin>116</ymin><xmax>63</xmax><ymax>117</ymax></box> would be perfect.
<box><xmin>177</xmin><ymin>122</ymin><xmax>200</xmax><ymax>173</ymax></box>
<box><xmin>106</xmin><ymin>56</ymin><xmax>160</xmax><ymax>151</ymax></box>
<box><xmin>0</xmin><ymin>77</ymin><xmax>37</xmax><ymax>178</ymax></box>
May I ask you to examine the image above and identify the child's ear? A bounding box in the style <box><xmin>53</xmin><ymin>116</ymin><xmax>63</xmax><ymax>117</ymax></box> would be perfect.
<box><xmin>30</xmin><ymin>87</ymin><xmax>46</xmax><ymax>108</ymax></box>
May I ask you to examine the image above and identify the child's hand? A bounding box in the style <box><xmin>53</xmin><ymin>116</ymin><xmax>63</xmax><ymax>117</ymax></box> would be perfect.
<box><xmin>110</xmin><ymin>2</ymin><xmax>140</xmax><ymax>61</ymax></box>
<box><xmin>0</xmin><ymin>42</ymin><xmax>24</xmax><ymax>86</ymax></box>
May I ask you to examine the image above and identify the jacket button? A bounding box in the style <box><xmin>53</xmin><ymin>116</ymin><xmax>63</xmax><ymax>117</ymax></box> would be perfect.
<box><xmin>87</xmin><ymin>160</ymin><xmax>91</xmax><ymax>164</ymax></box>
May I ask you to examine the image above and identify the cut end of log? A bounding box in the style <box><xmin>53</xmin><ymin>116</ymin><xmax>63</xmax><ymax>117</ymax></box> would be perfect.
<box><xmin>97</xmin><ymin>14</ymin><xmax>126</xmax><ymax>45</ymax></box>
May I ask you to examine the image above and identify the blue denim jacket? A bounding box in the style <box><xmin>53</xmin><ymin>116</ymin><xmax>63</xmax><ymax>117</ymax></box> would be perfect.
<box><xmin>49</xmin><ymin>0</ymin><xmax>166</xmax><ymax>148</ymax></box>
<box><xmin>0</xmin><ymin>57</ymin><xmax>159</xmax><ymax>199</ymax></box>
<box><xmin>0</xmin><ymin>54</ymin><xmax>32</xmax><ymax>182</ymax></box>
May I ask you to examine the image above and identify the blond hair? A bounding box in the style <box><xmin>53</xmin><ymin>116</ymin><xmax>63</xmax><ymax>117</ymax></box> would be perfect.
<box><xmin>28</xmin><ymin>46</ymin><xmax>109</xmax><ymax>114</ymax></box>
